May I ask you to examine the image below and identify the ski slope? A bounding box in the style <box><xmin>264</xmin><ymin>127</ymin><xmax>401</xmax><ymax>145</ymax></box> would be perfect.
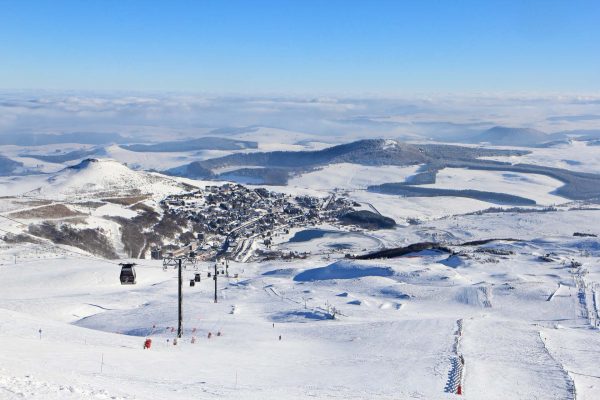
<box><xmin>2</xmin><ymin>207</ymin><xmax>600</xmax><ymax>400</ymax></box>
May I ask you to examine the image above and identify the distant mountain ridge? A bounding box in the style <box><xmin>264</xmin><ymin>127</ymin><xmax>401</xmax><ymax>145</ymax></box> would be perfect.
<box><xmin>165</xmin><ymin>139</ymin><xmax>527</xmax><ymax>184</ymax></box>
<box><xmin>166</xmin><ymin>139</ymin><xmax>430</xmax><ymax>181</ymax></box>
<box><xmin>0</xmin><ymin>155</ymin><xmax>25</xmax><ymax>176</ymax></box>
<box><xmin>19</xmin><ymin>148</ymin><xmax>102</xmax><ymax>164</ymax></box>
<box><xmin>0</xmin><ymin>132</ymin><xmax>127</xmax><ymax>146</ymax></box>
<box><xmin>470</xmin><ymin>126</ymin><xmax>600</xmax><ymax>147</ymax></box>
<box><xmin>121</xmin><ymin>136</ymin><xmax>258</xmax><ymax>152</ymax></box>
<box><xmin>471</xmin><ymin>126</ymin><xmax>552</xmax><ymax>147</ymax></box>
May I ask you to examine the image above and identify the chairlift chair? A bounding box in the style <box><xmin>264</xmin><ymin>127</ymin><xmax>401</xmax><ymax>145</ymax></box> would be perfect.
<box><xmin>120</xmin><ymin>263</ymin><xmax>137</xmax><ymax>285</ymax></box>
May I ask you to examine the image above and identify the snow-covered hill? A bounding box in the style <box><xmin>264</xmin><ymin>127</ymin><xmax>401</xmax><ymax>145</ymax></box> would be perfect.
<box><xmin>1</xmin><ymin>158</ymin><xmax>193</xmax><ymax>201</ymax></box>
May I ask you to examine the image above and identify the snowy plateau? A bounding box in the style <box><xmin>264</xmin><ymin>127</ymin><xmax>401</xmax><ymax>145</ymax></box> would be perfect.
<box><xmin>0</xmin><ymin>132</ymin><xmax>599</xmax><ymax>400</ymax></box>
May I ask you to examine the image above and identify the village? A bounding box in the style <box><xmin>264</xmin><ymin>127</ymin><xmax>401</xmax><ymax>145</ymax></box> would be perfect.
<box><xmin>157</xmin><ymin>183</ymin><xmax>357</xmax><ymax>263</ymax></box>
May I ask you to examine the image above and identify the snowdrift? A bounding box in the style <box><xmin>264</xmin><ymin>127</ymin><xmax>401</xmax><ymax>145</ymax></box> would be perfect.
<box><xmin>293</xmin><ymin>261</ymin><xmax>394</xmax><ymax>282</ymax></box>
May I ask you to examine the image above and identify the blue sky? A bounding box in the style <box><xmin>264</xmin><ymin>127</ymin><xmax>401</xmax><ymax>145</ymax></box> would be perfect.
<box><xmin>1</xmin><ymin>0</ymin><xmax>599</xmax><ymax>94</ymax></box>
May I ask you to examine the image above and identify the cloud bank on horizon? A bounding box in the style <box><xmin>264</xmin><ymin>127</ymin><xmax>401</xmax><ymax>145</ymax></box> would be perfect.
<box><xmin>1</xmin><ymin>2</ymin><xmax>598</xmax><ymax>141</ymax></box>
<box><xmin>1</xmin><ymin>92</ymin><xmax>599</xmax><ymax>142</ymax></box>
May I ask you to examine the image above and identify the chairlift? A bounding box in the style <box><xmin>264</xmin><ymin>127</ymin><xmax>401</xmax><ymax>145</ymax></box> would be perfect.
<box><xmin>120</xmin><ymin>263</ymin><xmax>137</xmax><ymax>285</ymax></box>
<box><xmin>194</xmin><ymin>273</ymin><xmax>201</xmax><ymax>282</ymax></box>
<box><xmin>190</xmin><ymin>279</ymin><xmax>195</xmax><ymax>287</ymax></box>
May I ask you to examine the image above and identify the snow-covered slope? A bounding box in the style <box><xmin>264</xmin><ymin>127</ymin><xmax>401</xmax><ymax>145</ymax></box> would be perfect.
<box><xmin>2</xmin><ymin>208</ymin><xmax>600</xmax><ymax>399</ymax></box>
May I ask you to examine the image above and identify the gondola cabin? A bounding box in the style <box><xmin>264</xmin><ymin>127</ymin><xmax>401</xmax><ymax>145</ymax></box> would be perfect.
<box><xmin>120</xmin><ymin>263</ymin><xmax>137</xmax><ymax>285</ymax></box>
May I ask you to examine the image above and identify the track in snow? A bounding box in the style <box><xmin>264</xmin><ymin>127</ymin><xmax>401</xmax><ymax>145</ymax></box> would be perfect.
<box><xmin>444</xmin><ymin>319</ymin><xmax>465</xmax><ymax>395</ymax></box>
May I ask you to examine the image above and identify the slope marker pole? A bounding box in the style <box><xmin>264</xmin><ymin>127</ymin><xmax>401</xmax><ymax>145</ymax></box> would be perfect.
<box><xmin>214</xmin><ymin>260</ymin><xmax>218</xmax><ymax>303</ymax></box>
<box><xmin>178</xmin><ymin>258</ymin><xmax>183</xmax><ymax>338</ymax></box>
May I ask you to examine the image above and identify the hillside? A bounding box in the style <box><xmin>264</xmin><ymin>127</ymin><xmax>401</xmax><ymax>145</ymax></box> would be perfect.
<box><xmin>0</xmin><ymin>155</ymin><xmax>25</xmax><ymax>176</ymax></box>
<box><xmin>201</xmin><ymin>139</ymin><xmax>429</xmax><ymax>168</ymax></box>
<box><xmin>165</xmin><ymin>139</ymin><xmax>524</xmax><ymax>184</ymax></box>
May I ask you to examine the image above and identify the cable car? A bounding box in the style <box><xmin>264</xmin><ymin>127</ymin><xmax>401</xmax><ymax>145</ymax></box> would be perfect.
<box><xmin>120</xmin><ymin>263</ymin><xmax>137</xmax><ymax>285</ymax></box>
